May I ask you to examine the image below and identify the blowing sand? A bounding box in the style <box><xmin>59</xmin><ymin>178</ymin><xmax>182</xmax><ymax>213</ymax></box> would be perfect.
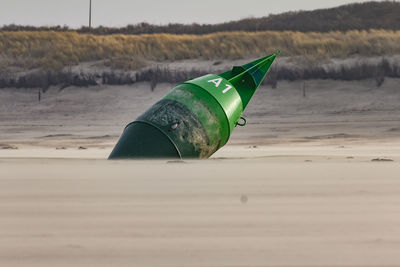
<box><xmin>1</xmin><ymin>154</ymin><xmax>400</xmax><ymax>266</ymax></box>
<box><xmin>1</xmin><ymin>79</ymin><xmax>400</xmax><ymax>266</ymax></box>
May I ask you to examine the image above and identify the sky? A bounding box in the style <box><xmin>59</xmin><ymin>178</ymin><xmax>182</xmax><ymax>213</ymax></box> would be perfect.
<box><xmin>0</xmin><ymin>0</ymin><xmax>386</xmax><ymax>28</ymax></box>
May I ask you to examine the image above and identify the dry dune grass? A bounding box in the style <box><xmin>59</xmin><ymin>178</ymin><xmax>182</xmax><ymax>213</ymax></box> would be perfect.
<box><xmin>1</xmin><ymin>30</ymin><xmax>400</xmax><ymax>70</ymax></box>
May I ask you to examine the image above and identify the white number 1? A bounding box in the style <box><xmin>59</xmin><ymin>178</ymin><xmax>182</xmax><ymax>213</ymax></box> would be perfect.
<box><xmin>222</xmin><ymin>84</ymin><xmax>232</xmax><ymax>94</ymax></box>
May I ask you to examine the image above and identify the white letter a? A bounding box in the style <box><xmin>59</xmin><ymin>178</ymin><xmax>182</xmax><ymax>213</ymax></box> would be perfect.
<box><xmin>208</xmin><ymin>78</ymin><xmax>222</xmax><ymax>87</ymax></box>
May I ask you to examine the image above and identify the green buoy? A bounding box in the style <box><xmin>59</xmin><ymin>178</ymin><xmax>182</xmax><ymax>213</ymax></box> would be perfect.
<box><xmin>109</xmin><ymin>51</ymin><xmax>279</xmax><ymax>159</ymax></box>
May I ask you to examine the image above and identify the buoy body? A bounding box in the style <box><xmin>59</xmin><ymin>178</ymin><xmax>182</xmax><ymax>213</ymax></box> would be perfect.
<box><xmin>109</xmin><ymin>52</ymin><xmax>279</xmax><ymax>159</ymax></box>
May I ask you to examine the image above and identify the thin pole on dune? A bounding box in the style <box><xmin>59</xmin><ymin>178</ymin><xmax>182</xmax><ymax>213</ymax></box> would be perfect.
<box><xmin>89</xmin><ymin>0</ymin><xmax>92</xmax><ymax>29</ymax></box>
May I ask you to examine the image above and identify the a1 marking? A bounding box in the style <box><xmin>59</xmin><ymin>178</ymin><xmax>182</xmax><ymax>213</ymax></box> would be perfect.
<box><xmin>208</xmin><ymin>78</ymin><xmax>232</xmax><ymax>94</ymax></box>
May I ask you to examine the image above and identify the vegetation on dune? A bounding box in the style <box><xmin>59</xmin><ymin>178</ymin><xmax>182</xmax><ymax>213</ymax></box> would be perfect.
<box><xmin>1</xmin><ymin>1</ymin><xmax>400</xmax><ymax>88</ymax></box>
<box><xmin>1</xmin><ymin>30</ymin><xmax>400</xmax><ymax>71</ymax></box>
<box><xmin>1</xmin><ymin>58</ymin><xmax>399</xmax><ymax>89</ymax></box>
<box><xmin>1</xmin><ymin>2</ymin><xmax>400</xmax><ymax>34</ymax></box>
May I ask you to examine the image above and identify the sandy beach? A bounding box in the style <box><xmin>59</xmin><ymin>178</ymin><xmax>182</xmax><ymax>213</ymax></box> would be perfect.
<box><xmin>1</xmin><ymin>79</ymin><xmax>400</xmax><ymax>266</ymax></box>
<box><xmin>1</xmin><ymin>153</ymin><xmax>400</xmax><ymax>266</ymax></box>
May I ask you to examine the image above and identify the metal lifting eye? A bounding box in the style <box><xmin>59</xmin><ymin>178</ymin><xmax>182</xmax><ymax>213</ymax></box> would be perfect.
<box><xmin>236</xmin><ymin>117</ymin><xmax>247</xmax><ymax>127</ymax></box>
<box><xmin>169</xmin><ymin>122</ymin><xmax>180</xmax><ymax>131</ymax></box>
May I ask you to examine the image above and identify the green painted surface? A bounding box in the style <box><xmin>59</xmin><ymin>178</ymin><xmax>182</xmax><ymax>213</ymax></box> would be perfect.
<box><xmin>220</xmin><ymin>51</ymin><xmax>279</xmax><ymax>109</ymax></box>
<box><xmin>184</xmin><ymin>74</ymin><xmax>243</xmax><ymax>134</ymax></box>
<box><xmin>109</xmin><ymin>122</ymin><xmax>180</xmax><ymax>159</ymax></box>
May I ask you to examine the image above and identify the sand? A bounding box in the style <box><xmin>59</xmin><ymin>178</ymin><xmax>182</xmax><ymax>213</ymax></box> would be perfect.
<box><xmin>1</xmin><ymin>79</ymin><xmax>400</xmax><ymax>266</ymax></box>
<box><xmin>1</xmin><ymin>154</ymin><xmax>400</xmax><ymax>266</ymax></box>
<box><xmin>2</xmin><ymin>78</ymin><xmax>400</xmax><ymax>149</ymax></box>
